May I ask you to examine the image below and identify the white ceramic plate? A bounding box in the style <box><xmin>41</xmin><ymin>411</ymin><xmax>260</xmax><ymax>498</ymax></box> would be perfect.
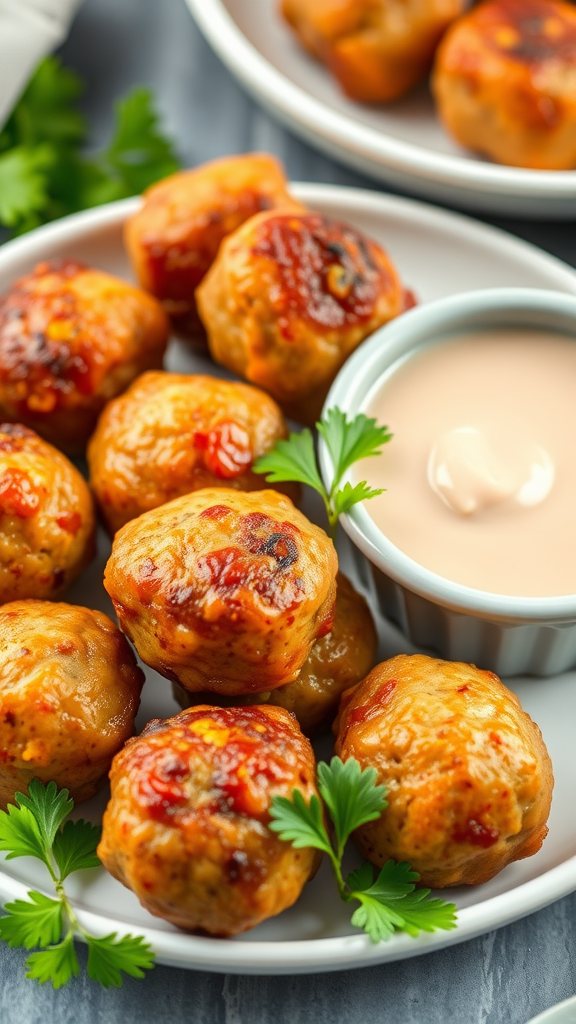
<box><xmin>0</xmin><ymin>187</ymin><xmax>576</xmax><ymax>975</ymax></box>
<box><xmin>527</xmin><ymin>997</ymin><xmax>576</xmax><ymax>1024</ymax></box>
<box><xmin>185</xmin><ymin>0</ymin><xmax>576</xmax><ymax>218</ymax></box>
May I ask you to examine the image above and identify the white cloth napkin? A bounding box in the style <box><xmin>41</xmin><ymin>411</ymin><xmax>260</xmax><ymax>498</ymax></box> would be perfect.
<box><xmin>0</xmin><ymin>0</ymin><xmax>84</xmax><ymax>129</ymax></box>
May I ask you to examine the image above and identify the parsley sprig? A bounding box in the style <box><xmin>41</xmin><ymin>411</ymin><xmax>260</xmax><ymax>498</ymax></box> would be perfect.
<box><xmin>0</xmin><ymin>56</ymin><xmax>180</xmax><ymax>236</ymax></box>
<box><xmin>0</xmin><ymin>780</ymin><xmax>155</xmax><ymax>988</ymax></box>
<box><xmin>254</xmin><ymin>408</ymin><xmax>392</xmax><ymax>537</ymax></box>
<box><xmin>269</xmin><ymin>757</ymin><xmax>457</xmax><ymax>943</ymax></box>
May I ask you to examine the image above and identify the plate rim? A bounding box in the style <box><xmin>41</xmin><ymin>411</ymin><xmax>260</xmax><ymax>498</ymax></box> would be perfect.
<box><xmin>1</xmin><ymin>187</ymin><xmax>576</xmax><ymax>974</ymax></box>
<box><xmin>185</xmin><ymin>0</ymin><xmax>576</xmax><ymax>199</ymax></box>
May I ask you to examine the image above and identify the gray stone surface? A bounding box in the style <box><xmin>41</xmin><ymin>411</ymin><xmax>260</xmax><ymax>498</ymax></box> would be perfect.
<box><xmin>1</xmin><ymin>0</ymin><xmax>575</xmax><ymax>1020</ymax></box>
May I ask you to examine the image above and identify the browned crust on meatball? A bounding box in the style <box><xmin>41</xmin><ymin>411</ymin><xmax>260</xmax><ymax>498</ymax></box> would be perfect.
<box><xmin>98</xmin><ymin>704</ymin><xmax>319</xmax><ymax>936</ymax></box>
<box><xmin>87</xmin><ymin>372</ymin><xmax>298</xmax><ymax>534</ymax></box>
<box><xmin>334</xmin><ymin>654</ymin><xmax>554</xmax><ymax>887</ymax></box>
<box><xmin>0</xmin><ymin>423</ymin><xmax>95</xmax><ymax>603</ymax></box>
<box><xmin>282</xmin><ymin>0</ymin><xmax>466</xmax><ymax>102</ymax></box>
<box><xmin>197</xmin><ymin>210</ymin><xmax>404</xmax><ymax>425</ymax></box>
<box><xmin>433</xmin><ymin>0</ymin><xmax>576</xmax><ymax>168</ymax></box>
<box><xmin>104</xmin><ymin>488</ymin><xmax>338</xmax><ymax>695</ymax></box>
<box><xmin>124</xmin><ymin>153</ymin><xmax>303</xmax><ymax>341</ymax></box>
<box><xmin>0</xmin><ymin>260</ymin><xmax>169</xmax><ymax>453</ymax></box>
<box><xmin>173</xmin><ymin>572</ymin><xmax>377</xmax><ymax>735</ymax></box>
<box><xmin>0</xmin><ymin>600</ymin><xmax>144</xmax><ymax>807</ymax></box>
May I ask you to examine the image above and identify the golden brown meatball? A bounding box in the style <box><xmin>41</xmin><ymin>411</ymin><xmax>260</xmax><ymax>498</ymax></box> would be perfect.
<box><xmin>104</xmin><ymin>488</ymin><xmax>338</xmax><ymax>696</ymax></box>
<box><xmin>0</xmin><ymin>423</ymin><xmax>95</xmax><ymax>603</ymax></box>
<box><xmin>334</xmin><ymin>654</ymin><xmax>553</xmax><ymax>888</ymax></box>
<box><xmin>87</xmin><ymin>371</ymin><xmax>298</xmax><ymax>534</ymax></box>
<box><xmin>197</xmin><ymin>210</ymin><xmax>405</xmax><ymax>425</ymax></box>
<box><xmin>174</xmin><ymin>572</ymin><xmax>377</xmax><ymax>735</ymax></box>
<box><xmin>433</xmin><ymin>0</ymin><xmax>576</xmax><ymax>169</ymax></box>
<box><xmin>0</xmin><ymin>260</ymin><xmax>169</xmax><ymax>453</ymax></box>
<box><xmin>124</xmin><ymin>153</ymin><xmax>303</xmax><ymax>341</ymax></box>
<box><xmin>98</xmin><ymin>705</ymin><xmax>319</xmax><ymax>936</ymax></box>
<box><xmin>282</xmin><ymin>0</ymin><xmax>466</xmax><ymax>102</ymax></box>
<box><xmin>0</xmin><ymin>600</ymin><xmax>144</xmax><ymax>807</ymax></box>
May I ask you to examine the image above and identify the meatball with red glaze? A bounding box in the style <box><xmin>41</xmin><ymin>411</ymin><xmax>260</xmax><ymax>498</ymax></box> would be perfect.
<box><xmin>282</xmin><ymin>0</ymin><xmax>466</xmax><ymax>102</ymax></box>
<box><xmin>0</xmin><ymin>260</ymin><xmax>169</xmax><ymax>453</ymax></box>
<box><xmin>433</xmin><ymin>0</ymin><xmax>576</xmax><ymax>169</ymax></box>
<box><xmin>88</xmin><ymin>372</ymin><xmax>297</xmax><ymax>534</ymax></box>
<box><xmin>174</xmin><ymin>572</ymin><xmax>377</xmax><ymax>735</ymax></box>
<box><xmin>124</xmin><ymin>153</ymin><xmax>303</xmax><ymax>341</ymax></box>
<box><xmin>0</xmin><ymin>600</ymin><xmax>144</xmax><ymax>808</ymax></box>
<box><xmin>196</xmin><ymin>210</ymin><xmax>405</xmax><ymax>424</ymax></box>
<box><xmin>334</xmin><ymin>654</ymin><xmax>554</xmax><ymax>888</ymax></box>
<box><xmin>104</xmin><ymin>488</ymin><xmax>338</xmax><ymax>696</ymax></box>
<box><xmin>0</xmin><ymin>423</ymin><xmax>95</xmax><ymax>604</ymax></box>
<box><xmin>98</xmin><ymin>705</ymin><xmax>320</xmax><ymax>936</ymax></box>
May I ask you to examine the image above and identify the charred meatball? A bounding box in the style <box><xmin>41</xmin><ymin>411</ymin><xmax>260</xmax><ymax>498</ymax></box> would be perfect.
<box><xmin>174</xmin><ymin>572</ymin><xmax>377</xmax><ymax>735</ymax></box>
<box><xmin>0</xmin><ymin>600</ymin><xmax>144</xmax><ymax>807</ymax></box>
<box><xmin>98</xmin><ymin>705</ymin><xmax>319</xmax><ymax>936</ymax></box>
<box><xmin>0</xmin><ymin>423</ymin><xmax>95</xmax><ymax>603</ymax></box>
<box><xmin>334</xmin><ymin>654</ymin><xmax>553</xmax><ymax>888</ymax></box>
<box><xmin>88</xmin><ymin>371</ymin><xmax>297</xmax><ymax>534</ymax></box>
<box><xmin>104</xmin><ymin>488</ymin><xmax>338</xmax><ymax>696</ymax></box>
<box><xmin>197</xmin><ymin>210</ymin><xmax>405</xmax><ymax>425</ymax></box>
<box><xmin>433</xmin><ymin>0</ymin><xmax>576</xmax><ymax>169</ymax></box>
<box><xmin>0</xmin><ymin>260</ymin><xmax>169</xmax><ymax>453</ymax></box>
<box><xmin>124</xmin><ymin>153</ymin><xmax>303</xmax><ymax>341</ymax></box>
<box><xmin>283</xmin><ymin>0</ymin><xmax>466</xmax><ymax>102</ymax></box>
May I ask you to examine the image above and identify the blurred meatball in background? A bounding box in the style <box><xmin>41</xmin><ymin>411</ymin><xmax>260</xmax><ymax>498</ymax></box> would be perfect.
<box><xmin>433</xmin><ymin>0</ymin><xmax>576</xmax><ymax>168</ymax></box>
<box><xmin>0</xmin><ymin>423</ymin><xmax>95</xmax><ymax>604</ymax></box>
<box><xmin>98</xmin><ymin>705</ymin><xmax>320</xmax><ymax>936</ymax></box>
<box><xmin>174</xmin><ymin>571</ymin><xmax>377</xmax><ymax>736</ymax></box>
<box><xmin>282</xmin><ymin>0</ymin><xmax>466</xmax><ymax>102</ymax></box>
<box><xmin>197</xmin><ymin>210</ymin><xmax>405</xmax><ymax>425</ymax></box>
<box><xmin>124</xmin><ymin>153</ymin><xmax>303</xmax><ymax>341</ymax></box>
<box><xmin>335</xmin><ymin>654</ymin><xmax>553</xmax><ymax>888</ymax></box>
<box><xmin>0</xmin><ymin>260</ymin><xmax>169</xmax><ymax>453</ymax></box>
<box><xmin>104</xmin><ymin>488</ymin><xmax>338</xmax><ymax>696</ymax></box>
<box><xmin>0</xmin><ymin>600</ymin><xmax>144</xmax><ymax>807</ymax></box>
<box><xmin>88</xmin><ymin>372</ymin><xmax>298</xmax><ymax>534</ymax></box>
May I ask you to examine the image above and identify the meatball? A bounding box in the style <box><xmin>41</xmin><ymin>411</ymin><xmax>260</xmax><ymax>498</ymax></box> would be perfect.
<box><xmin>433</xmin><ymin>0</ymin><xmax>576</xmax><ymax>169</ymax></box>
<box><xmin>197</xmin><ymin>210</ymin><xmax>405</xmax><ymax>424</ymax></box>
<box><xmin>124</xmin><ymin>153</ymin><xmax>303</xmax><ymax>341</ymax></box>
<box><xmin>174</xmin><ymin>572</ymin><xmax>377</xmax><ymax>735</ymax></box>
<box><xmin>87</xmin><ymin>371</ymin><xmax>297</xmax><ymax>534</ymax></box>
<box><xmin>98</xmin><ymin>705</ymin><xmax>319</xmax><ymax>936</ymax></box>
<box><xmin>334</xmin><ymin>654</ymin><xmax>553</xmax><ymax>888</ymax></box>
<box><xmin>0</xmin><ymin>423</ymin><xmax>95</xmax><ymax>604</ymax></box>
<box><xmin>282</xmin><ymin>0</ymin><xmax>466</xmax><ymax>102</ymax></box>
<box><xmin>0</xmin><ymin>600</ymin><xmax>144</xmax><ymax>807</ymax></box>
<box><xmin>0</xmin><ymin>260</ymin><xmax>169</xmax><ymax>453</ymax></box>
<box><xmin>104</xmin><ymin>488</ymin><xmax>338</xmax><ymax>696</ymax></box>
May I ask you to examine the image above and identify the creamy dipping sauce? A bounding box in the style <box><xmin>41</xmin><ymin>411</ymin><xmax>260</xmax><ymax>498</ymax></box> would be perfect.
<box><xmin>357</xmin><ymin>329</ymin><xmax>576</xmax><ymax>597</ymax></box>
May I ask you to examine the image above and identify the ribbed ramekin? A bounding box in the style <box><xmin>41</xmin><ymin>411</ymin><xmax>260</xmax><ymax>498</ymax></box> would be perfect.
<box><xmin>320</xmin><ymin>288</ymin><xmax>576</xmax><ymax>677</ymax></box>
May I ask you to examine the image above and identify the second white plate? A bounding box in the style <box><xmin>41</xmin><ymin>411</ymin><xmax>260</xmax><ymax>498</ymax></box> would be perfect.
<box><xmin>186</xmin><ymin>0</ymin><xmax>576</xmax><ymax>218</ymax></box>
<box><xmin>0</xmin><ymin>186</ymin><xmax>575</xmax><ymax>973</ymax></box>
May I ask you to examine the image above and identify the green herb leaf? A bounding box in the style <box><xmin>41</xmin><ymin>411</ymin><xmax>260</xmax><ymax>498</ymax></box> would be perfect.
<box><xmin>86</xmin><ymin>933</ymin><xmax>156</xmax><ymax>988</ymax></box>
<box><xmin>254</xmin><ymin>429</ymin><xmax>326</xmax><ymax>497</ymax></box>
<box><xmin>269</xmin><ymin>791</ymin><xmax>333</xmax><ymax>857</ymax></box>
<box><xmin>52</xmin><ymin>819</ymin><xmax>102</xmax><ymax>880</ymax></box>
<box><xmin>0</xmin><ymin>146</ymin><xmax>54</xmax><ymax>228</ymax></box>
<box><xmin>348</xmin><ymin>860</ymin><xmax>458</xmax><ymax>942</ymax></box>
<box><xmin>317</xmin><ymin>408</ymin><xmax>392</xmax><ymax>486</ymax></box>
<box><xmin>317</xmin><ymin>757</ymin><xmax>387</xmax><ymax>858</ymax></box>
<box><xmin>332</xmin><ymin>480</ymin><xmax>384</xmax><ymax>519</ymax></box>
<box><xmin>0</xmin><ymin>892</ymin><xmax>63</xmax><ymax>948</ymax></box>
<box><xmin>16</xmin><ymin>780</ymin><xmax>73</xmax><ymax>856</ymax></box>
<box><xmin>0</xmin><ymin>803</ymin><xmax>47</xmax><ymax>866</ymax></box>
<box><xmin>2</xmin><ymin>57</ymin><xmax>85</xmax><ymax>151</ymax></box>
<box><xmin>26</xmin><ymin>932</ymin><xmax>80</xmax><ymax>989</ymax></box>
